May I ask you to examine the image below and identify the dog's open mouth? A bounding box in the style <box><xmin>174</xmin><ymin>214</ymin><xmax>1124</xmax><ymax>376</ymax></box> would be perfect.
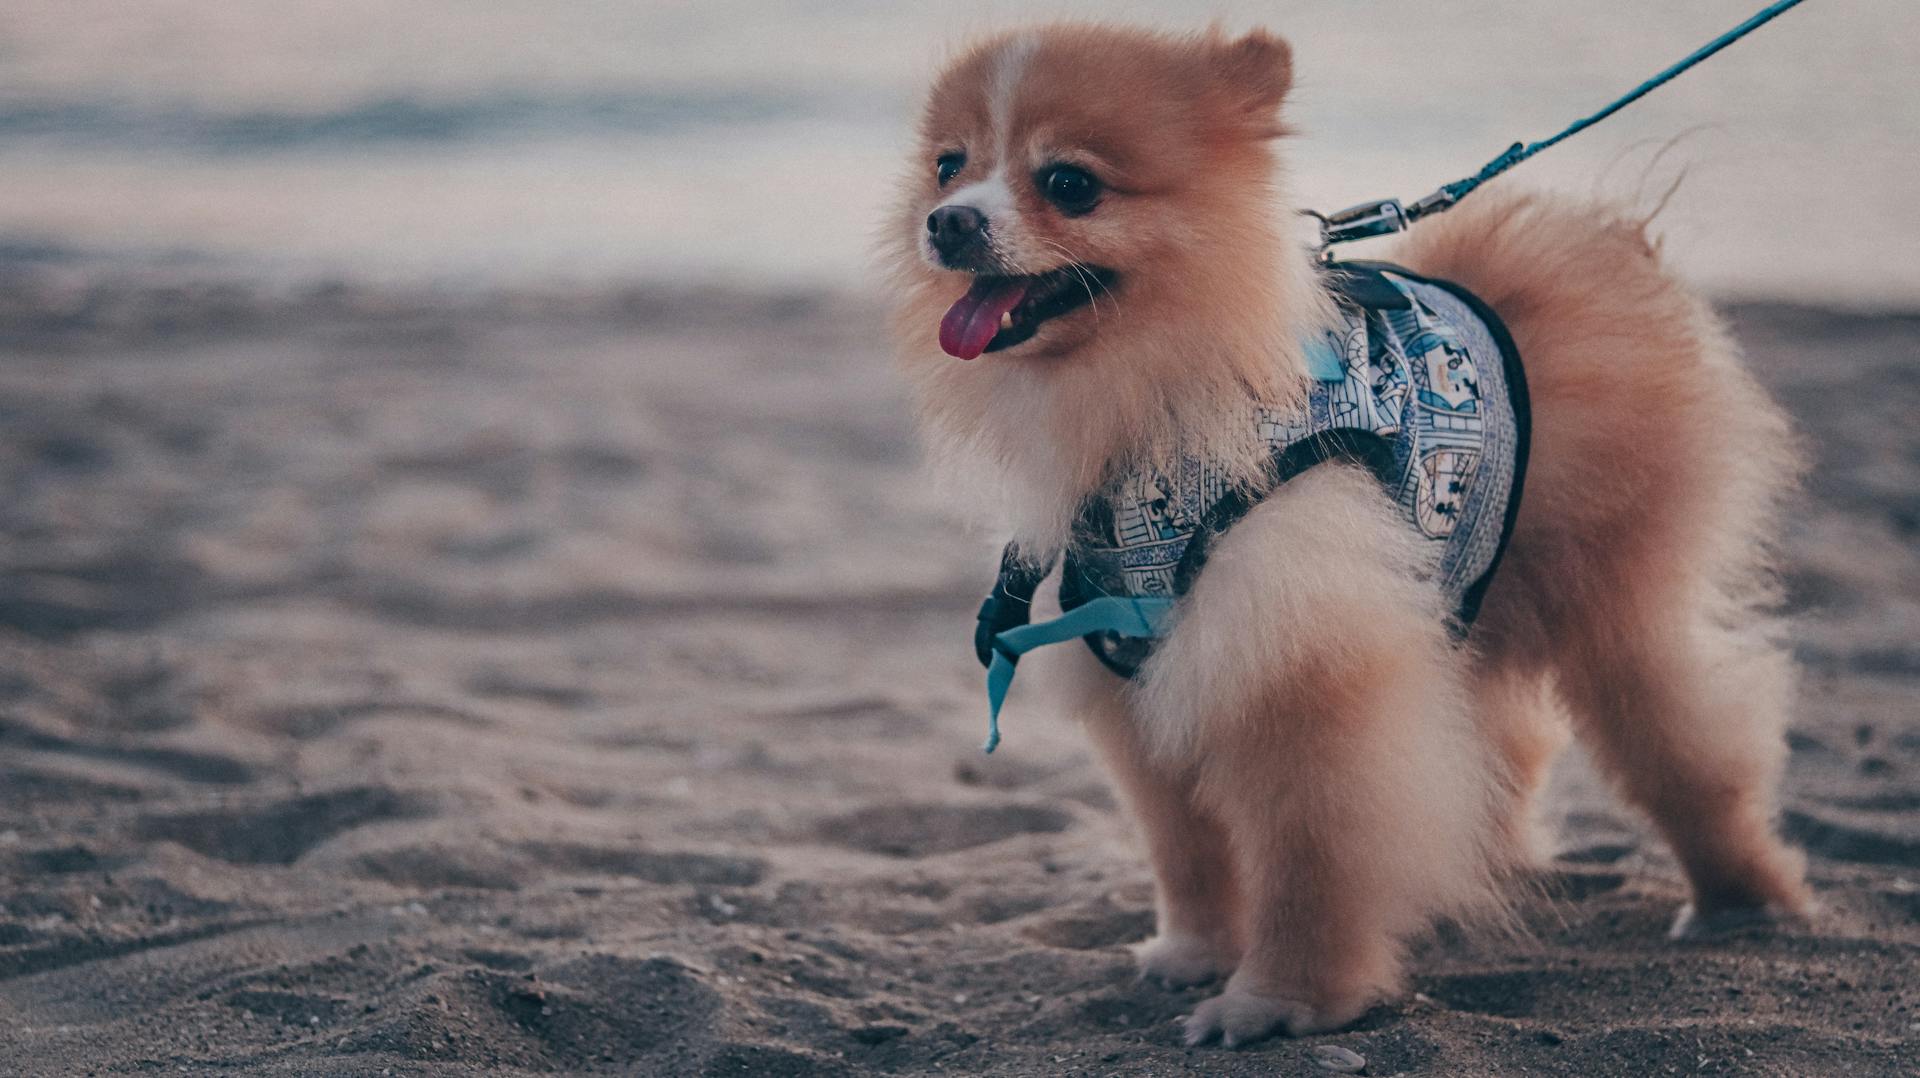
<box><xmin>938</xmin><ymin>266</ymin><xmax>1117</xmax><ymax>360</ymax></box>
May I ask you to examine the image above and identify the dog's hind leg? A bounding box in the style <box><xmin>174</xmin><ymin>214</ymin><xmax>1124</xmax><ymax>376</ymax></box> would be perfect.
<box><xmin>1470</xmin><ymin>665</ymin><xmax>1569</xmax><ymax>866</ymax></box>
<box><xmin>1552</xmin><ymin>614</ymin><xmax>1810</xmax><ymax>935</ymax></box>
<box><xmin>1394</xmin><ymin>187</ymin><xmax>1813</xmax><ymax>936</ymax></box>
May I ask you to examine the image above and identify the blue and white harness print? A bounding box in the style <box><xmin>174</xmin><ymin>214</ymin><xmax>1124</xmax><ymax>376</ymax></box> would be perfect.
<box><xmin>976</xmin><ymin>264</ymin><xmax>1528</xmax><ymax>752</ymax></box>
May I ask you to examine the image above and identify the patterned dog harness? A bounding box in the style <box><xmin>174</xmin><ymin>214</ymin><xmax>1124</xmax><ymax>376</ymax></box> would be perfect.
<box><xmin>973</xmin><ymin>261</ymin><xmax>1531</xmax><ymax>751</ymax></box>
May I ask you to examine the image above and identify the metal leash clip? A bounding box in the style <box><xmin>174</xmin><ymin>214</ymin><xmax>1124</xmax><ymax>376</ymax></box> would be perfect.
<box><xmin>1305</xmin><ymin>189</ymin><xmax>1466</xmax><ymax>260</ymax></box>
<box><xmin>1303</xmin><ymin>198</ymin><xmax>1408</xmax><ymax>260</ymax></box>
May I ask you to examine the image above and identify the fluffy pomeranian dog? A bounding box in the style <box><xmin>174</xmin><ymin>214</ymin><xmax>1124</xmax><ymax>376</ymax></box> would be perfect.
<box><xmin>885</xmin><ymin>24</ymin><xmax>1810</xmax><ymax>1045</ymax></box>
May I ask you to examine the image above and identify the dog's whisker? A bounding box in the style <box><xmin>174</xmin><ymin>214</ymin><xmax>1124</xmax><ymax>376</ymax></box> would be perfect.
<box><xmin>1036</xmin><ymin>239</ymin><xmax>1116</xmax><ymax>324</ymax></box>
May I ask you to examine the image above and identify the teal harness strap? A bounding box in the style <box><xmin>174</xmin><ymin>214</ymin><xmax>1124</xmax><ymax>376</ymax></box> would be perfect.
<box><xmin>982</xmin><ymin>596</ymin><xmax>1175</xmax><ymax>753</ymax></box>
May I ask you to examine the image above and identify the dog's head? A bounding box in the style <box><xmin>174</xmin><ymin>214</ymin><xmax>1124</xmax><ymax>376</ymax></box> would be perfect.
<box><xmin>890</xmin><ymin>24</ymin><xmax>1300</xmax><ymax>363</ymax></box>
<box><xmin>885</xmin><ymin>24</ymin><xmax>1323</xmax><ymax>550</ymax></box>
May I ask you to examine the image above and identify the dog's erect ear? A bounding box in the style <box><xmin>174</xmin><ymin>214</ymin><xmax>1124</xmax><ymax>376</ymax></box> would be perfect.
<box><xmin>1211</xmin><ymin>29</ymin><xmax>1293</xmax><ymax>131</ymax></box>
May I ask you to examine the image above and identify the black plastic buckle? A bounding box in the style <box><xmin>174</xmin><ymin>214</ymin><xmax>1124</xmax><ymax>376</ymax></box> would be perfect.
<box><xmin>976</xmin><ymin>596</ymin><xmax>1027</xmax><ymax>669</ymax></box>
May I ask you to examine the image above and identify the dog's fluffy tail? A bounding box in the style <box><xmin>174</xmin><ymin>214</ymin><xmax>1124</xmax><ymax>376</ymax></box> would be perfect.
<box><xmin>1390</xmin><ymin>184</ymin><xmax>1802</xmax><ymax>630</ymax></box>
<box><xmin>1392</xmin><ymin>187</ymin><xmax>1813</xmax><ymax>927</ymax></box>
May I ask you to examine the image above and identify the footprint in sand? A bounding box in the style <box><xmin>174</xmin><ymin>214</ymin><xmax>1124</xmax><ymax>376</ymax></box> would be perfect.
<box><xmin>1543</xmin><ymin>869</ymin><xmax>1630</xmax><ymax>901</ymax></box>
<box><xmin>518</xmin><ymin>843</ymin><xmax>767</xmax><ymax>886</ymax></box>
<box><xmin>352</xmin><ymin>845</ymin><xmax>528</xmax><ymax>891</ymax></box>
<box><xmin>224</xmin><ymin>988</ymin><xmax>350</xmax><ymax>1028</ymax></box>
<box><xmin>465</xmin><ymin>670</ymin><xmax>597</xmax><ymax>709</ymax></box>
<box><xmin>1781</xmin><ymin>808</ymin><xmax>1920</xmax><ymax>866</ymax></box>
<box><xmin>1024</xmin><ymin>906</ymin><xmax>1156</xmax><ymax>950</ymax></box>
<box><xmin>814</xmin><ymin>802</ymin><xmax>1072</xmax><ymax>859</ymax></box>
<box><xmin>0</xmin><ymin>716</ymin><xmax>253</xmax><ymax>785</ymax></box>
<box><xmin>133</xmin><ymin>786</ymin><xmax>428</xmax><ymax>864</ymax></box>
<box><xmin>491</xmin><ymin>955</ymin><xmax>721</xmax><ymax>1064</ymax></box>
<box><xmin>0</xmin><ymin>548</ymin><xmax>208</xmax><ymax>638</ymax></box>
<box><xmin>1421</xmin><ymin>968</ymin><xmax>1566</xmax><ymax>1019</ymax></box>
<box><xmin>1556</xmin><ymin>841</ymin><xmax>1638</xmax><ymax>865</ymax></box>
<box><xmin>252</xmin><ymin>699</ymin><xmax>489</xmax><ymax>741</ymax></box>
<box><xmin>336</xmin><ymin>955</ymin><xmax>722</xmax><ymax>1069</ymax></box>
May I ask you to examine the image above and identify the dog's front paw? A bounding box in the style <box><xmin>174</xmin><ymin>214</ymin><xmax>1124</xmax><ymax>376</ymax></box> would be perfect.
<box><xmin>1181</xmin><ymin>984</ymin><xmax>1312</xmax><ymax>1048</ymax></box>
<box><xmin>1130</xmin><ymin>932</ymin><xmax>1235</xmax><ymax>988</ymax></box>
<box><xmin>1180</xmin><ymin>978</ymin><xmax>1370</xmax><ymax>1048</ymax></box>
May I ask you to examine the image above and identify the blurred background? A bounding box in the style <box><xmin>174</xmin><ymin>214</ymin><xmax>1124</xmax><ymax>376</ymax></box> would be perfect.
<box><xmin>1</xmin><ymin>3</ymin><xmax>1917</xmax><ymax>1075</ymax></box>
<box><xmin>2</xmin><ymin>0</ymin><xmax>1915</xmax><ymax>301</ymax></box>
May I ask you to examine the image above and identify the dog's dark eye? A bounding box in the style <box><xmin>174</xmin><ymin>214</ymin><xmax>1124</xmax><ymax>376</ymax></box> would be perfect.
<box><xmin>935</xmin><ymin>153</ymin><xmax>965</xmax><ymax>187</ymax></box>
<box><xmin>1040</xmin><ymin>165</ymin><xmax>1101</xmax><ymax>214</ymax></box>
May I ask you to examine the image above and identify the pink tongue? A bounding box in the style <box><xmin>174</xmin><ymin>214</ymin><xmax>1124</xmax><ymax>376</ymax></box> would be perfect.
<box><xmin>939</xmin><ymin>277</ymin><xmax>1031</xmax><ymax>360</ymax></box>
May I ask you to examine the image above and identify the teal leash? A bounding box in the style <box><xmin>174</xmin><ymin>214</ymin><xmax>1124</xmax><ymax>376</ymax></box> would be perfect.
<box><xmin>1308</xmin><ymin>0</ymin><xmax>1812</xmax><ymax>250</ymax></box>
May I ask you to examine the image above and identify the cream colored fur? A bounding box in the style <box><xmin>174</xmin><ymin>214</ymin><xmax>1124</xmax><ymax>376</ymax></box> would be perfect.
<box><xmin>887</xmin><ymin>23</ymin><xmax>1811</xmax><ymax>1047</ymax></box>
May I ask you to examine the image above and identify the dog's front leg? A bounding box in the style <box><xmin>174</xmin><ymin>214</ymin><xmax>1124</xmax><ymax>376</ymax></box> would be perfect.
<box><xmin>1069</xmin><ymin>659</ymin><xmax>1242</xmax><ymax>986</ymax></box>
<box><xmin>1132</xmin><ymin>467</ymin><xmax>1506</xmax><ymax>1046</ymax></box>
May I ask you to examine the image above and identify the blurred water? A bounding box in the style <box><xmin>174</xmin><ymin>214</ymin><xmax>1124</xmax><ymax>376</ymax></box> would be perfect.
<box><xmin>1</xmin><ymin>0</ymin><xmax>1913</xmax><ymax>303</ymax></box>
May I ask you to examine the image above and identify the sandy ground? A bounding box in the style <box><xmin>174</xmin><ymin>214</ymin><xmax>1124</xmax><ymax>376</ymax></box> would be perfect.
<box><xmin>0</xmin><ymin>279</ymin><xmax>1914</xmax><ymax>1076</ymax></box>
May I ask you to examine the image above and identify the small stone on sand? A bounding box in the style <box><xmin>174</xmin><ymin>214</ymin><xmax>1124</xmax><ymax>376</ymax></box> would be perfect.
<box><xmin>1311</xmin><ymin>1044</ymin><xmax>1366</xmax><ymax>1073</ymax></box>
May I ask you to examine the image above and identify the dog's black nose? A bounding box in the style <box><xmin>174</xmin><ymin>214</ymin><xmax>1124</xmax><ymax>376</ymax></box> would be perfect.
<box><xmin>927</xmin><ymin>205</ymin><xmax>988</xmax><ymax>261</ymax></box>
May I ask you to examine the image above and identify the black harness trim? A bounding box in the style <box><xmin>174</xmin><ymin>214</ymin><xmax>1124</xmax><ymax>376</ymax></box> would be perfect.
<box><xmin>1172</xmin><ymin>429</ymin><xmax>1399</xmax><ymax>597</ymax></box>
